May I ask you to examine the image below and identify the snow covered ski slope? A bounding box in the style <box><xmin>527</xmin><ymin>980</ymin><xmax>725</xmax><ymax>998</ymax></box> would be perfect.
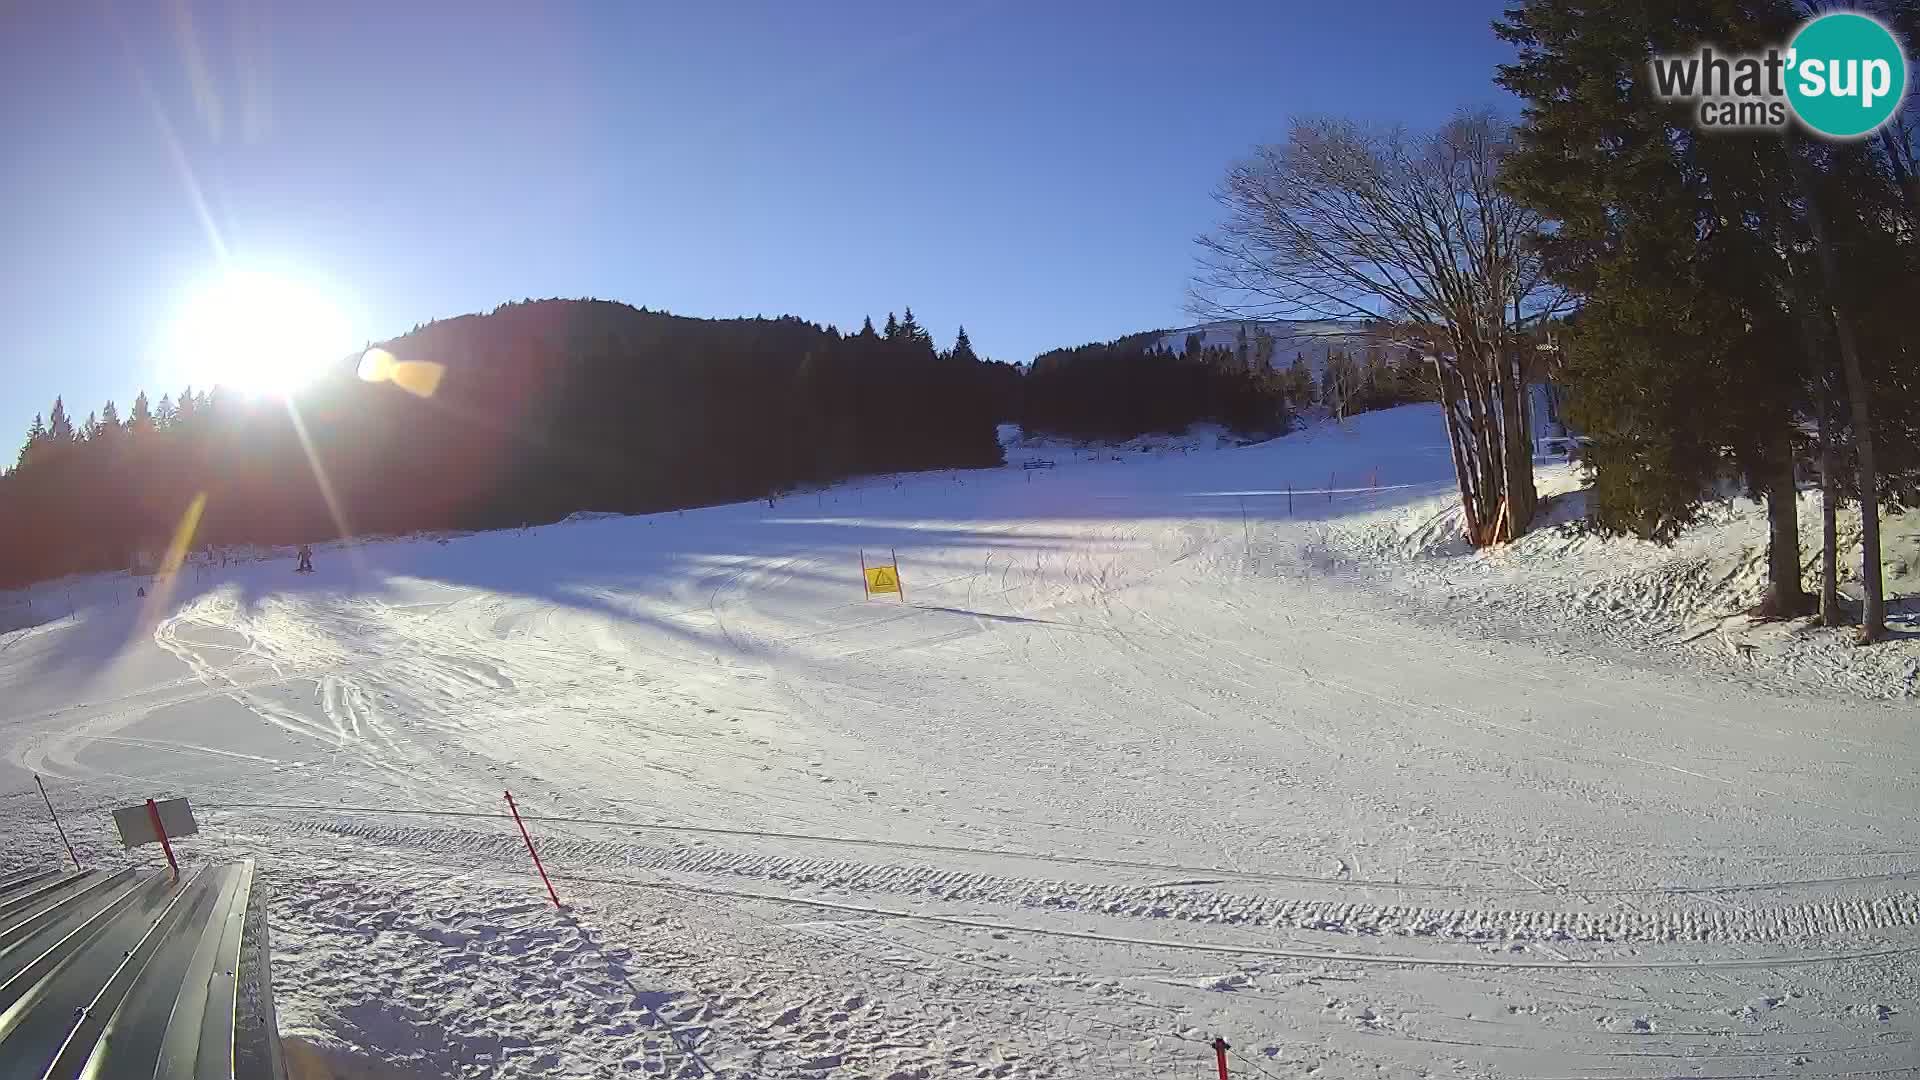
<box><xmin>4</xmin><ymin>405</ymin><xmax>1918</xmax><ymax>1078</ymax></box>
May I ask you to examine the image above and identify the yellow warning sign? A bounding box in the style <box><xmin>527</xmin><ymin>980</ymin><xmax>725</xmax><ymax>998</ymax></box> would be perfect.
<box><xmin>864</xmin><ymin>565</ymin><xmax>900</xmax><ymax>595</ymax></box>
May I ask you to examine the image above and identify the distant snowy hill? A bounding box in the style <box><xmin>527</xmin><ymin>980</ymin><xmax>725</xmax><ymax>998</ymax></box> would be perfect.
<box><xmin>1148</xmin><ymin>318</ymin><xmax>1571</xmax><ymax>441</ymax></box>
<box><xmin>1154</xmin><ymin>319</ymin><xmax>1380</xmax><ymax>380</ymax></box>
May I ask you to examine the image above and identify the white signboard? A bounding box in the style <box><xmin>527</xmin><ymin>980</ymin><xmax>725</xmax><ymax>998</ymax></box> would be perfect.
<box><xmin>112</xmin><ymin>798</ymin><xmax>198</xmax><ymax>849</ymax></box>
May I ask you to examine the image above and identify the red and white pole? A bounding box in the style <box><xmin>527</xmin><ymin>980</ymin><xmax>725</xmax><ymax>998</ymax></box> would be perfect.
<box><xmin>504</xmin><ymin>791</ymin><xmax>561</xmax><ymax>908</ymax></box>
<box><xmin>1212</xmin><ymin>1036</ymin><xmax>1231</xmax><ymax>1079</ymax></box>
<box><xmin>146</xmin><ymin>798</ymin><xmax>178</xmax><ymax>880</ymax></box>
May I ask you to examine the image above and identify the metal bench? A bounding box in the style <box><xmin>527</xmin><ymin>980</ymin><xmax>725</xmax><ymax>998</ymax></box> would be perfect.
<box><xmin>0</xmin><ymin>861</ymin><xmax>285</xmax><ymax>1078</ymax></box>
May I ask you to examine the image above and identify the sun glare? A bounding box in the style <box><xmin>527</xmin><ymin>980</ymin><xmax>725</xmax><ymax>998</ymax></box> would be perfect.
<box><xmin>162</xmin><ymin>269</ymin><xmax>354</xmax><ymax>396</ymax></box>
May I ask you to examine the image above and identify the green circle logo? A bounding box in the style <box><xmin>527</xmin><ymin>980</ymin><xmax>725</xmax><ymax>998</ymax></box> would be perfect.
<box><xmin>1786</xmin><ymin>13</ymin><xmax>1907</xmax><ymax>138</ymax></box>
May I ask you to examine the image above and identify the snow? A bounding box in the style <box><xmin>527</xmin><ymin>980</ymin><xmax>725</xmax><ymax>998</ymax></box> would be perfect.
<box><xmin>1154</xmin><ymin>319</ymin><xmax>1367</xmax><ymax>370</ymax></box>
<box><xmin>5</xmin><ymin>404</ymin><xmax>1920</xmax><ymax>1079</ymax></box>
<box><xmin>998</xmin><ymin>421</ymin><xmax>1267</xmax><ymax>463</ymax></box>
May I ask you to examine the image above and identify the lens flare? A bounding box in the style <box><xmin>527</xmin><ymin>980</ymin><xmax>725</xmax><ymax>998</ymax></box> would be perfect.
<box><xmin>358</xmin><ymin>347</ymin><xmax>445</xmax><ymax>398</ymax></box>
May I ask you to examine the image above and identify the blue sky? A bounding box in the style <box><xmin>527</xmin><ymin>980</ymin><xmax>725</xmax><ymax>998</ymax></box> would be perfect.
<box><xmin>1</xmin><ymin>0</ymin><xmax>1516</xmax><ymax>441</ymax></box>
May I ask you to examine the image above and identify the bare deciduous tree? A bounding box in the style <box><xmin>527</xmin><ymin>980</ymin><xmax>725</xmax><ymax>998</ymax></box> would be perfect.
<box><xmin>1191</xmin><ymin>109</ymin><xmax>1568</xmax><ymax>544</ymax></box>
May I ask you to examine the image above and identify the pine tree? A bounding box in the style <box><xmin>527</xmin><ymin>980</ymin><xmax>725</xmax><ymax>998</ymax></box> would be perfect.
<box><xmin>883</xmin><ymin>313</ymin><xmax>900</xmax><ymax>340</ymax></box>
<box><xmin>173</xmin><ymin>389</ymin><xmax>195</xmax><ymax>428</ymax></box>
<box><xmin>47</xmin><ymin>397</ymin><xmax>73</xmax><ymax>442</ymax></box>
<box><xmin>129</xmin><ymin>391</ymin><xmax>153</xmax><ymax>434</ymax></box>
<box><xmin>155</xmin><ymin>394</ymin><xmax>176</xmax><ymax>429</ymax></box>
<box><xmin>1496</xmin><ymin>0</ymin><xmax>1820</xmax><ymax>615</ymax></box>
<box><xmin>100</xmin><ymin>400</ymin><xmax>120</xmax><ymax>431</ymax></box>
<box><xmin>950</xmin><ymin>326</ymin><xmax>979</xmax><ymax>365</ymax></box>
<box><xmin>17</xmin><ymin>414</ymin><xmax>45</xmax><ymax>469</ymax></box>
<box><xmin>82</xmin><ymin>410</ymin><xmax>99</xmax><ymax>441</ymax></box>
<box><xmin>899</xmin><ymin>307</ymin><xmax>934</xmax><ymax>349</ymax></box>
<box><xmin>858</xmin><ymin>316</ymin><xmax>877</xmax><ymax>339</ymax></box>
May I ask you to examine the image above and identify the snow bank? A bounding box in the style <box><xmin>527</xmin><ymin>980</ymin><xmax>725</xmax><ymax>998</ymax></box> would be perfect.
<box><xmin>1322</xmin><ymin>429</ymin><xmax>1920</xmax><ymax>698</ymax></box>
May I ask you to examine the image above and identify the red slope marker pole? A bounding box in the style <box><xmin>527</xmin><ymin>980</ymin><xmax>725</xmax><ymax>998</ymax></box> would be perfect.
<box><xmin>1212</xmin><ymin>1036</ymin><xmax>1231</xmax><ymax>1079</ymax></box>
<box><xmin>504</xmin><ymin>791</ymin><xmax>561</xmax><ymax>908</ymax></box>
<box><xmin>36</xmin><ymin>775</ymin><xmax>79</xmax><ymax>871</ymax></box>
<box><xmin>146</xmin><ymin>798</ymin><xmax>178</xmax><ymax>880</ymax></box>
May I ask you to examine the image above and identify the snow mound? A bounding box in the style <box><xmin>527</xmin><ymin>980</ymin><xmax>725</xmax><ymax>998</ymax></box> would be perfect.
<box><xmin>1327</xmin><ymin>454</ymin><xmax>1920</xmax><ymax>697</ymax></box>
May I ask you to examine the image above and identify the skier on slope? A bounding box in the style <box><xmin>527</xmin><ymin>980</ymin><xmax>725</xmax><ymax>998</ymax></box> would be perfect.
<box><xmin>296</xmin><ymin>544</ymin><xmax>314</xmax><ymax>573</ymax></box>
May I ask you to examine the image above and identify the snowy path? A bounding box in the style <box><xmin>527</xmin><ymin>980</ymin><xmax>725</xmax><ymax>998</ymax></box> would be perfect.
<box><xmin>4</xmin><ymin>408</ymin><xmax>1918</xmax><ymax>1078</ymax></box>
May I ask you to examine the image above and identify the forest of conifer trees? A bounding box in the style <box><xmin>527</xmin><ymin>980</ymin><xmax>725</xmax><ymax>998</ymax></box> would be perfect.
<box><xmin>0</xmin><ymin>299</ymin><xmax>1019</xmax><ymax>588</ymax></box>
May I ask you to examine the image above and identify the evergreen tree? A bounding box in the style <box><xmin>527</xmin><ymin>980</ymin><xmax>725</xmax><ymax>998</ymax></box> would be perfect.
<box><xmin>951</xmin><ymin>326</ymin><xmax>980</xmax><ymax>365</ymax></box>
<box><xmin>129</xmin><ymin>392</ymin><xmax>154</xmax><ymax>434</ymax></box>
<box><xmin>883</xmin><ymin>312</ymin><xmax>900</xmax><ymax>340</ymax></box>
<box><xmin>155</xmin><ymin>394</ymin><xmax>176</xmax><ymax>429</ymax></box>
<box><xmin>17</xmin><ymin>414</ymin><xmax>45</xmax><ymax>470</ymax></box>
<box><xmin>47</xmin><ymin>398</ymin><xmax>72</xmax><ymax>442</ymax></box>
<box><xmin>1494</xmin><ymin>0</ymin><xmax>1897</xmax><ymax>617</ymax></box>
<box><xmin>82</xmin><ymin>410</ymin><xmax>99</xmax><ymax>441</ymax></box>
<box><xmin>1022</xmin><ymin>335</ymin><xmax>1291</xmax><ymax>440</ymax></box>
<box><xmin>858</xmin><ymin>316</ymin><xmax>878</xmax><ymax>339</ymax></box>
<box><xmin>899</xmin><ymin>307</ymin><xmax>934</xmax><ymax>349</ymax></box>
<box><xmin>172</xmin><ymin>389</ymin><xmax>194</xmax><ymax>428</ymax></box>
<box><xmin>100</xmin><ymin>400</ymin><xmax>120</xmax><ymax>432</ymax></box>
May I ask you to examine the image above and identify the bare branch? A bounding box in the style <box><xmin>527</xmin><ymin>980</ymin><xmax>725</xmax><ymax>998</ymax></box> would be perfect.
<box><xmin>1190</xmin><ymin>109</ymin><xmax>1555</xmax><ymax>542</ymax></box>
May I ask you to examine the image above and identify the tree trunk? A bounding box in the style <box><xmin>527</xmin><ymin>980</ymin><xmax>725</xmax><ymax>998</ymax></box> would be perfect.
<box><xmin>1498</xmin><ymin>341</ymin><xmax>1537</xmax><ymax>536</ymax></box>
<box><xmin>1832</xmin><ymin>308</ymin><xmax>1887</xmax><ymax>642</ymax></box>
<box><xmin>1758</xmin><ymin>425</ymin><xmax>1813</xmax><ymax>619</ymax></box>
<box><xmin>1433</xmin><ymin>353</ymin><xmax>1482</xmax><ymax>542</ymax></box>
<box><xmin>1455</xmin><ymin>331</ymin><xmax>1508</xmax><ymax>544</ymax></box>
<box><xmin>1818</xmin><ymin>396</ymin><xmax>1844</xmax><ymax>627</ymax></box>
<box><xmin>1783</xmin><ymin>278</ymin><xmax>1844</xmax><ymax>628</ymax></box>
<box><xmin>1794</xmin><ymin>149</ymin><xmax>1887</xmax><ymax>642</ymax></box>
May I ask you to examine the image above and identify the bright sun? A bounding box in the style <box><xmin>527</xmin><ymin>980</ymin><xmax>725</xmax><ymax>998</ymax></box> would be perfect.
<box><xmin>162</xmin><ymin>269</ymin><xmax>354</xmax><ymax>396</ymax></box>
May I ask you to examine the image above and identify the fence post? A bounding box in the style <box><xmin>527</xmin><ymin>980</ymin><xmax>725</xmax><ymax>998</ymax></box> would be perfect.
<box><xmin>504</xmin><ymin>791</ymin><xmax>561</xmax><ymax>908</ymax></box>
<box><xmin>1212</xmin><ymin>1036</ymin><xmax>1231</xmax><ymax>1080</ymax></box>
<box><xmin>36</xmin><ymin>775</ymin><xmax>79</xmax><ymax>871</ymax></box>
